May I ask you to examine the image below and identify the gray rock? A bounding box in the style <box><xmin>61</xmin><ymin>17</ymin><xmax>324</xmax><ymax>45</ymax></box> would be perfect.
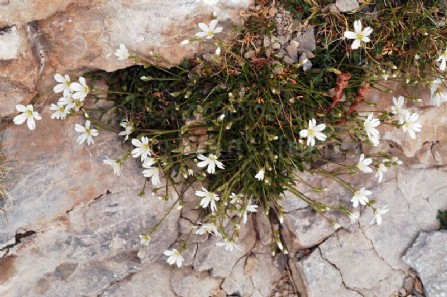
<box><xmin>285</xmin><ymin>44</ymin><xmax>298</xmax><ymax>61</ymax></box>
<box><xmin>193</xmin><ymin>220</ymin><xmax>256</xmax><ymax>278</ymax></box>
<box><xmin>403</xmin><ymin>231</ymin><xmax>447</xmax><ymax>297</ymax></box>
<box><xmin>336</xmin><ymin>0</ymin><xmax>360</xmax><ymax>12</ymax></box>
<box><xmin>291</xmin><ymin>248</ymin><xmax>362</xmax><ymax>297</ymax></box>
<box><xmin>284</xmin><ymin>207</ymin><xmax>336</xmax><ymax>249</ymax></box>
<box><xmin>170</xmin><ymin>267</ymin><xmax>221</xmax><ymax>297</ymax></box>
<box><xmin>294</xmin><ymin>28</ymin><xmax>316</xmax><ymax>52</ymax></box>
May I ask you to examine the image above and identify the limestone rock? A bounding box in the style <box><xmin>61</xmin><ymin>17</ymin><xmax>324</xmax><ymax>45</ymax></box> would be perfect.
<box><xmin>0</xmin><ymin>0</ymin><xmax>252</xmax><ymax>117</ymax></box>
<box><xmin>283</xmin><ymin>207</ymin><xmax>336</xmax><ymax>249</ymax></box>
<box><xmin>336</xmin><ymin>0</ymin><xmax>360</xmax><ymax>12</ymax></box>
<box><xmin>403</xmin><ymin>231</ymin><xmax>447</xmax><ymax>297</ymax></box>
<box><xmin>291</xmin><ymin>248</ymin><xmax>362</xmax><ymax>297</ymax></box>
<box><xmin>101</xmin><ymin>263</ymin><xmax>176</xmax><ymax>297</ymax></box>
<box><xmin>221</xmin><ymin>253</ymin><xmax>283</xmax><ymax>297</ymax></box>
<box><xmin>193</xmin><ymin>219</ymin><xmax>256</xmax><ymax>278</ymax></box>
<box><xmin>170</xmin><ymin>267</ymin><xmax>222</xmax><ymax>297</ymax></box>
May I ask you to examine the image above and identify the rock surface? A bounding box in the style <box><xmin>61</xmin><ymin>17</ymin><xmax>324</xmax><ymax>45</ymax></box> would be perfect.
<box><xmin>403</xmin><ymin>231</ymin><xmax>447</xmax><ymax>297</ymax></box>
<box><xmin>0</xmin><ymin>0</ymin><xmax>251</xmax><ymax>117</ymax></box>
<box><xmin>336</xmin><ymin>0</ymin><xmax>359</xmax><ymax>12</ymax></box>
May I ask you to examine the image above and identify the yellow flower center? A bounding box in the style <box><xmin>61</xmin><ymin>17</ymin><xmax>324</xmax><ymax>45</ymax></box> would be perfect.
<box><xmin>308</xmin><ymin>128</ymin><xmax>314</xmax><ymax>136</ymax></box>
<box><xmin>356</xmin><ymin>33</ymin><xmax>363</xmax><ymax>40</ymax></box>
<box><xmin>26</xmin><ymin>110</ymin><xmax>33</xmax><ymax>116</ymax></box>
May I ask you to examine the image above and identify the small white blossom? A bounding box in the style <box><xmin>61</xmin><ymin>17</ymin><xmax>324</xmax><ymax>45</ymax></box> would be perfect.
<box><xmin>103</xmin><ymin>157</ymin><xmax>122</xmax><ymax>176</ymax></box>
<box><xmin>357</xmin><ymin>154</ymin><xmax>373</xmax><ymax>173</ymax></box>
<box><xmin>131</xmin><ymin>136</ymin><xmax>152</xmax><ymax>161</ymax></box>
<box><xmin>429</xmin><ymin>79</ymin><xmax>447</xmax><ymax>107</ymax></box>
<box><xmin>343</xmin><ymin>20</ymin><xmax>373</xmax><ymax>50</ymax></box>
<box><xmin>75</xmin><ymin>120</ymin><xmax>98</xmax><ymax>145</ymax></box>
<box><xmin>142</xmin><ymin>163</ymin><xmax>161</xmax><ymax>186</ymax></box>
<box><xmin>139</xmin><ymin>234</ymin><xmax>150</xmax><ymax>246</ymax></box>
<box><xmin>370</xmin><ymin>205</ymin><xmax>389</xmax><ymax>225</ymax></box>
<box><xmin>391</xmin><ymin>156</ymin><xmax>403</xmax><ymax>165</ymax></box>
<box><xmin>180</xmin><ymin>39</ymin><xmax>190</xmax><ymax>45</ymax></box>
<box><xmin>399</xmin><ymin>111</ymin><xmax>422</xmax><ymax>139</ymax></box>
<box><xmin>436</xmin><ymin>47</ymin><xmax>447</xmax><ymax>71</ymax></box>
<box><xmin>229</xmin><ymin>192</ymin><xmax>243</xmax><ymax>204</ymax></box>
<box><xmin>13</xmin><ymin>104</ymin><xmax>42</xmax><ymax>130</ymax></box>
<box><xmin>351</xmin><ymin>187</ymin><xmax>372</xmax><ymax>208</ymax></box>
<box><xmin>119</xmin><ymin>118</ymin><xmax>135</xmax><ymax>141</ymax></box>
<box><xmin>70</xmin><ymin>76</ymin><xmax>89</xmax><ymax>101</ymax></box>
<box><xmin>197</xmin><ymin>154</ymin><xmax>225</xmax><ymax>174</ymax></box>
<box><xmin>50</xmin><ymin>102</ymin><xmax>69</xmax><ymax>119</ymax></box>
<box><xmin>363</xmin><ymin>113</ymin><xmax>380</xmax><ymax>144</ymax></box>
<box><xmin>215</xmin><ymin>46</ymin><xmax>221</xmax><ymax>56</ymax></box>
<box><xmin>115</xmin><ymin>43</ymin><xmax>130</xmax><ymax>60</ymax></box>
<box><xmin>195</xmin><ymin>19</ymin><xmax>222</xmax><ymax>40</ymax></box>
<box><xmin>391</xmin><ymin>96</ymin><xmax>406</xmax><ymax>116</ymax></box>
<box><xmin>164</xmin><ymin>249</ymin><xmax>184</xmax><ymax>268</ymax></box>
<box><xmin>299</xmin><ymin>118</ymin><xmax>327</xmax><ymax>147</ymax></box>
<box><xmin>255</xmin><ymin>169</ymin><xmax>265</xmax><ymax>181</ymax></box>
<box><xmin>195</xmin><ymin>223</ymin><xmax>220</xmax><ymax>236</ymax></box>
<box><xmin>349</xmin><ymin>211</ymin><xmax>360</xmax><ymax>224</ymax></box>
<box><xmin>195</xmin><ymin>187</ymin><xmax>220</xmax><ymax>212</ymax></box>
<box><xmin>216</xmin><ymin>239</ymin><xmax>241</xmax><ymax>252</ymax></box>
<box><xmin>241</xmin><ymin>201</ymin><xmax>258</xmax><ymax>224</ymax></box>
<box><xmin>53</xmin><ymin>73</ymin><xmax>72</xmax><ymax>97</ymax></box>
<box><xmin>375</xmin><ymin>163</ymin><xmax>388</xmax><ymax>183</ymax></box>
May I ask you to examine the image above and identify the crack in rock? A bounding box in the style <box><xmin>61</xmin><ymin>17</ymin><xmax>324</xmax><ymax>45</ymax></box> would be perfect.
<box><xmin>318</xmin><ymin>247</ymin><xmax>366</xmax><ymax>297</ymax></box>
<box><xmin>0</xmin><ymin>229</ymin><xmax>36</xmax><ymax>257</ymax></box>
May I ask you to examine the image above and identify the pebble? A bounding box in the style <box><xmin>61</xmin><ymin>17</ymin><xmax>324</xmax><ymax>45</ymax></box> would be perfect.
<box><xmin>403</xmin><ymin>276</ymin><xmax>414</xmax><ymax>293</ymax></box>
<box><xmin>414</xmin><ymin>278</ymin><xmax>423</xmax><ymax>294</ymax></box>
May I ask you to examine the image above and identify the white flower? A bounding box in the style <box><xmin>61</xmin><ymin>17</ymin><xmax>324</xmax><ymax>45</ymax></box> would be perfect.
<box><xmin>50</xmin><ymin>102</ymin><xmax>69</xmax><ymax>119</ymax></box>
<box><xmin>70</xmin><ymin>76</ymin><xmax>89</xmax><ymax>101</ymax></box>
<box><xmin>195</xmin><ymin>187</ymin><xmax>220</xmax><ymax>212</ymax></box>
<box><xmin>299</xmin><ymin>118</ymin><xmax>327</xmax><ymax>147</ymax></box>
<box><xmin>195</xmin><ymin>19</ymin><xmax>222</xmax><ymax>40</ymax></box>
<box><xmin>197</xmin><ymin>154</ymin><xmax>225</xmax><ymax>174</ymax></box>
<box><xmin>139</xmin><ymin>234</ymin><xmax>150</xmax><ymax>246</ymax></box>
<box><xmin>103</xmin><ymin>157</ymin><xmax>122</xmax><ymax>176</ymax></box>
<box><xmin>195</xmin><ymin>223</ymin><xmax>220</xmax><ymax>236</ymax></box>
<box><xmin>53</xmin><ymin>73</ymin><xmax>72</xmax><ymax>97</ymax></box>
<box><xmin>255</xmin><ymin>169</ymin><xmax>265</xmax><ymax>181</ymax></box>
<box><xmin>142</xmin><ymin>163</ymin><xmax>161</xmax><ymax>185</ymax></box>
<box><xmin>131</xmin><ymin>136</ymin><xmax>152</xmax><ymax>161</ymax></box>
<box><xmin>57</xmin><ymin>94</ymin><xmax>82</xmax><ymax>112</ymax></box>
<box><xmin>180</xmin><ymin>39</ymin><xmax>190</xmax><ymax>45</ymax></box>
<box><xmin>241</xmin><ymin>201</ymin><xmax>258</xmax><ymax>224</ymax></box>
<box><xmin>429</xmin><ymin>79</ymin><xmax>447</xmax><ymax>107</ymax></box>
<box><xmin>164</xmin><ymin>249</ymin><xmax>184</xmax><ymax>268</ymax></box>
<box><xmin>391</xmin><ymin>96</ymin><xmax>406</xmax><ymax>116</ymax></box>
<box><xmin>357</xmin><ymin>153</ymin><xmax>373</xmax><ymax>173</ymax></box>
<box><xmin>229</xmin><ymin>192</ymin><xmax>243</xmax><ymax>204</ymax></box>
<box><xmin>215</xmin><ymin>46</ymin><xmax>221</xmax><ymax>56</ymax></box>
<box><xmin>13</xmin><ymin>104</ymin><xmax>42</xmax><ymax>130</ymax></box>
<box><xmin>370</xmin><ymin>205</ymin><xmax>389</xmax><ymax>225</ymax></box>
<box><xmin>343</xmin><ymin>20</ymin><xmax>373</xmax><ymax>50</ymax></box>
<box><xmin>115</xmin><ymin>43</ymin><xmax>129</xmax><ymax>60</ymax></box>
<box><xmin>216</xmin><ymin>239</ymin><xmax>241</xmax><ymax>252</ymax></box>
<box><xmin>375</xmin><ymin>163</ymin><xmax>387</xmax><ymax>183</ymax></box>
<box><xmin>436</xmin><ymin>47</ymin><xmax>447</xmax><ymax>71</ymax></box>
<box><xmin>75</xmin><ymin>120</ymin><xmax>98</xmax><ymax>145</ymax></box>
<box><xmin>119</xmin><ymin>118</ymin><xmax>135</xmax><ymax>141</ymax></box>
<box><xmin>349</xmin><ymin>211</ymin><xmax>360</xmax><ymax>224</ymax></box>
<box><xmin>363</xmin><ymin>113</ymin><xmax>380</xmax><ymax>143</ymax></box>
<box><xmin>391</xmin><ymin>156</ymin><xmax>403</xmax><ymax>165</ymax></box>
<box><xmin>399</xmin><ymin>111</ymin><xmax>422</xmax><ymax>139</ymax></box>
<box><xmin>351</xmin><ymin>187</ymin><xmax>372</xmax><ymax>208</ymax></box>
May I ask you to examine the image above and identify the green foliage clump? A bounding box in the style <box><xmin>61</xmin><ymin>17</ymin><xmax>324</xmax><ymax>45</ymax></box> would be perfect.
<box><xmin>437</xmin><ymin>210</ymin><xmax>447</xmax><ymax>230</ymax></box>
